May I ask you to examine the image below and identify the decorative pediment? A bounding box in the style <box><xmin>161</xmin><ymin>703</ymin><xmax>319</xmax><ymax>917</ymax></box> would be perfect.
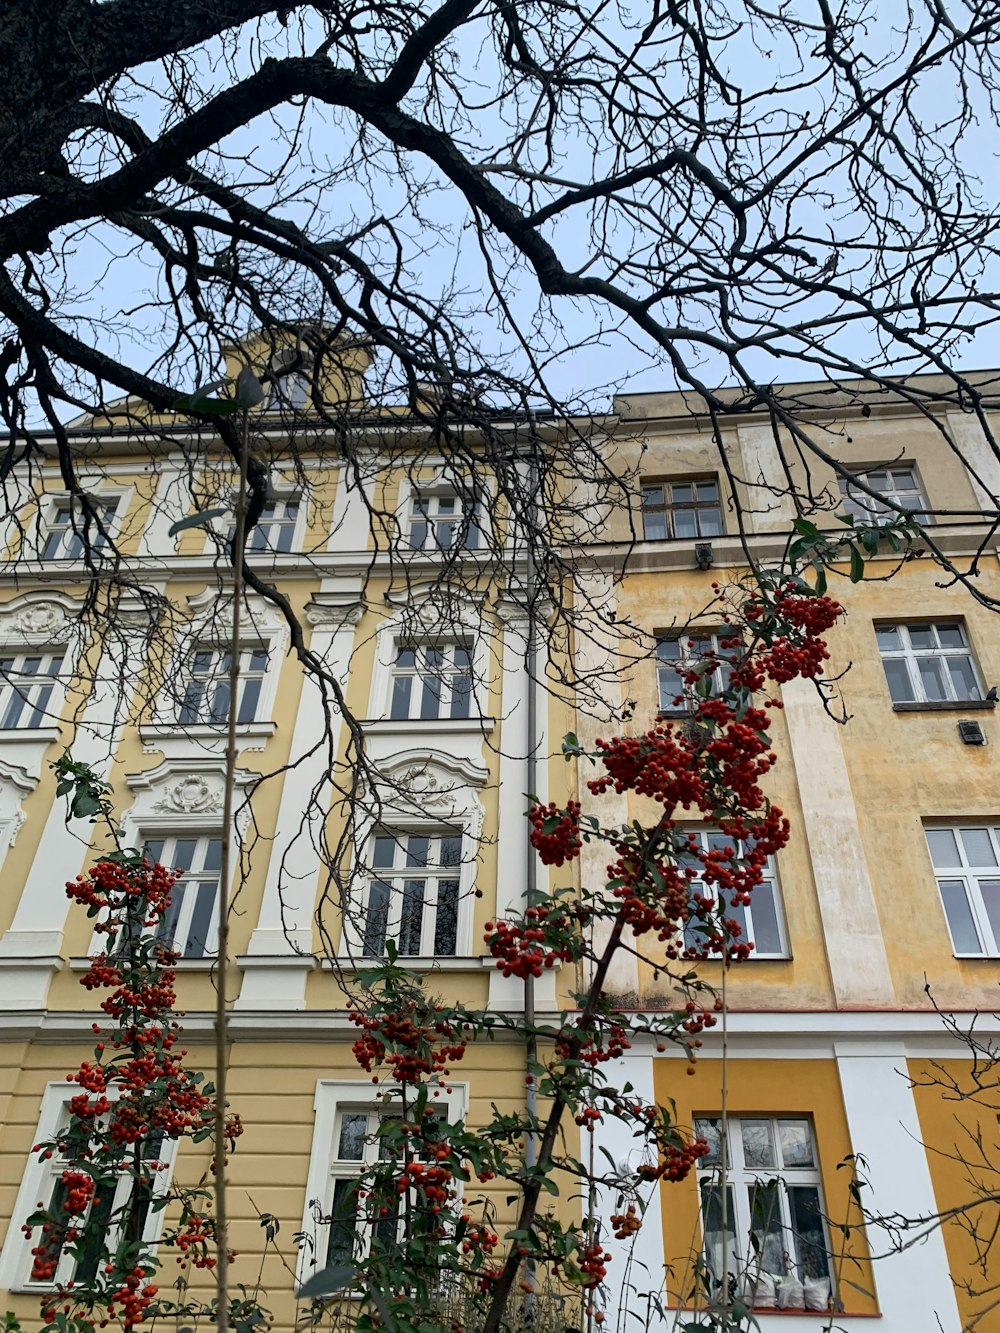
<box><xmin>125</xmin><ymin>758</ymin><xmax>257</xmax><ymax>834</ymax></box>
<box><xmin>373</xmin><ymin>748</ymin><xmax>487</xmax><ymax>835</ymax></box>
<box><xmin>380</xmin><ymin>582</ymin><xmax>486</xmax><ymax>639</ymax></box>
<box><xmin>0</xmin><ymin>593</ymin><xmax>78</xmax><ymax>647</ymax></box>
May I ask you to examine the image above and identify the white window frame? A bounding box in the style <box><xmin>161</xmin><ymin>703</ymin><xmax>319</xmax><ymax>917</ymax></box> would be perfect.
<box><xmin>245</xmin><ymin>494</ymin><xmax>304</xmax><ymax>554</ymax></box>
<box><xmin>838</xmin><ymin>465</ymin><xmax>929</xmax><ymax>524</ymax></box>
<box><xmin>388</xmin><ymin>642</ymin><xmax>474</xmax><ymax>722</ymax></box>
<box><xmin>875</xmin><ymin>620</ymin><xmax>983</xmax><ymax>705</ymax></box>
<box><xmin>681</xmin><ymin>828</ymin><xmax>788</xmax><ymax>959</ymax></box>
<box><xmin>38</xmin><ymin>492</ymin><xmax>128</xmax><ymax>561</ymax></box>
<box><xmin>356</xmin><ymin>827</ymin><xmax>465</xmax><ymax>959</ymax></box>
<box><xmin>0</xmin><ymin>1082</ymin><xmax>177</xmax><ymax>1292</ymax></box>
<box><xmin>140</xmin><ymin>832</ymin><xmax>225</xmax><ymax>960</ymax></box>
<box><xmin>407</xmin><ymin>490</ymin><xmax>482</xmax><ymax>553</ymax></box>
<box><xmin>925</xmin><ymin>823</ymin><xmax>1000</xmax><ymax>957</ymax></box>
<box><xmin>0</xmin><ymin>649</ymin><xmax>67</xmax><ymax>729</ymax></box>
<box><xmin>656</xmin><ymin>630</ymin><xmax>733</xmax><ymax>714</ymax></box>
<box><xmin>177</xmin><ymin>644</ymin><xmax>270</xmax><ymax>726</ymax></box>
<box><xmin>298</xmin><ymin>1080</ymin><xmax>467</xmax><ymax>1289</ymax></box>
<box><xmin>695</xmin><ymin>1115</ymin><xmax>832</xmax><ymax>1294</ymax></box>
<box><xmin>642</xmin><ymin>479</ymin><xmax>723</xmax><ymax>541</ymax></box>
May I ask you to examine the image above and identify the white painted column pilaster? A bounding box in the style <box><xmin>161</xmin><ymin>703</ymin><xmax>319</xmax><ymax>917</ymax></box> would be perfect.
<box><xmin>327</xmin><ymin>451</ymin><xmax>378</xmax><ymax>552</ymax></box>
<box><xmin>947</xmin><ymin>411</ymin><xmax>1000</xmax><ymax>515</ymax></box>
<box><xmin>737</xmin><ymin>424</ymin><xmax>796</xmax><ymax>533</ymax></box>
<box><xmin>594</xmin><ymin>1049</ymin><xmax>667</xmax><ymax>1313</ymax></box>
<box><xmin>235</xmin><ymin>597</ymin><xmax>363</xmax><ymax>1010</ymax></box>
<box><xmin>573</xmin><ymin>569</ymin><xmax>637</xmax><ymax>1000</ymax></box>
<box><xmin>0</xmin><ymin>599</ymin><xmax>161</xmax><ymax>1010</ymax></box>
<box><xmin>836</xmin><ymin>1044</ymin><xmax>961</xmax><ymax>1332</ymax></box>
<box><xmin>781</xmin><ymin>675</ymin><xmax>894</xmax><ymax>1007</ymax></box>
<box><xmin>489</xmin><ymin>597</ymin><xmax>556</xmax><ymax>1011</ymax></box>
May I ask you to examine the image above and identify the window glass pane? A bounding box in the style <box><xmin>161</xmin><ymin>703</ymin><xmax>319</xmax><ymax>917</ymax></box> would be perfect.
<box><xmin>916</xmin><ymin>657</ymin><xmax>947</xmax><ymax>701</ymax></box>
<box><xmin>326</xmin><ymin>1178</ymin><xmax>359</xmax><ymax>1266</ymax></box>
<box><xmin>671</xmin><ymin>484</ymin><xmax>693</xmax><ymax>505</ymax></box>
<box><xmin>390</xmin><ymin>674</ymin><xmax>412</xmax><ymax>720</ymax></box>
<box><xmin>657</xmin><ymin>638</ymin><xmax>681</xmax><ymax>663</ymax></box>
<box><xmin>185</xmin><ymin>882</ymin><xmax>216</xmax><ymax>958</ymax></box>
<box><xmin>643</xmin><ymin>511</ymin><xmax>668</xmax><ymax>540</ymax></box>
<box><xmin>406</xmin><ymin>836</ymin><xmax>430</xmax><ymax>867</ymax></box>
<box><xmin>642</xmin><ymin>486</ymin><xmax>665</xmax><ymax>508</ymax></box>
<box><xmin>454</xmin><ymin>646</ymin><xmax>472</xmax><ymax>670</ymax></box>
<box><xmin>882</xmin><ymin>658</ymin><xmax>915</xmax><ymax>702</ymax></box>
<box><xmin>673</xmin><ymin>509</ymin><xmax>697</xmax><ymax>539</ymax></box>
<box><xmin>399</xmin><ymin>879</ymin><xmax>425</xmax><ymax>955</ymax></box>
<box><xmin>778</xmin><ymin>1121</ymin><xmax>815</xmax><ymax>1168</ymax></box>
<box><xmin>174</xmin><ymin>839</ymin><xmax>197</xmax><ymax>870</ymax></box>
<box><xmin>203</xmin><ymin>838</ymin><xmax>223</xmax><ymax>873</ymax></box>
<box><xmin>157</xmin><ymin>894</ymin><xmax>182</xmax><ymax>951</ymax></box>
<box><xmin>978</xmin><ymin>879</ymin><xmax>1000</xmax><ymax>952</ymax></box>
<box><xmin>372</xmin><ymin>836</ymin><xmax>396</xmax><ymax>868</ymax></box>
<box><xmin>907</xmin><ymin>624</ymin><xmax>935</xmax><ymax>650</ymax></box>
<box><xmin>237</xmin><ymin>677</ymin><xmax>261</xmax><ymax>723</ymax></box>
<box><xmin>363</xmin><ymin>881</ymin><xmax>391</xmax><ymax>957</ymax></box>
<box><xmin>700</xmin><ymin>1182</ymin><xmax>738</xmax><ymax>1281</ymax></box>
<box><xmin>740</xmin><ymin>1120</ymin><xmax>777</xmax><ymax>1169</ymax></box>
<box><xmin>409</xmin><ymin>520</ymin><xmax>428</xmax><ymax>549</ymax></box>
<box><xmin>419</xmin><ymin>673</ymin><xmax>442</xmax><ymax>720</ymax></box>
<box><xmin>748</xmin><ymin>885</ymin><xmax>782</xmax><ymax>956</ymax></box>
<box><xmin>74</xmin><ymin>1184</ymin><xmax>117</xmax><ymax>1284</ymax></box>
<box><xmin>961</xmin><ymin>828</ymin><xmax>997</xmax><ymax>867</ymax></box>
<box><xmin>450</xmin><ymin>673</ymin><xmax>472</xmax><ymax>719</ymax></box>
<box><xmin>696</xmin><ymin>482</ymin><xmax>718</xmax><ymax>503</ymax></box>
<box><xmin>926</xmin><ymin>828</ymin><xmax>959</xmax><ymax>867</ymax></box>
<box><xmin>787</xmin><ymin>1185</ymin><xmax>829</xmax><ymax>1280</ymax></box>
<box><xmin>145</xmin><ymin>839</ymin><xmax>165</xmax><ymax>866</ymax></box>
<box><xmin>748</xmin><ymin>1180</ymin><xmax>786</xmax><ymax>1275</ymax></box>
<box><xmin>875</xmin><ymin>625</ymin><xmax>902</xmax><ymax>651</ymax></box>
<box><xmin>434</xmin><ymin>879</ymin><xmax>459</xmax><ymax>956</ymax></box>
<box><xmin>698</xmin><ymin>509</ymin><xmax>723</xmax><ymax>537</ymax></box>
<box><xmin>947</xmin><ymin>656</ymin><xmax>981</xmax><ymax>700</ymax></box>
<box><xmin>695</xmin><ymin>1117</ymin><xmax>722</xmax><ymax>1164</ymax></box>
<box><xmin>939</xmin><ymin>879</ymin><xmax>983</xmax><ymax>953</ymax></box>
<box><xmin>440</xmin><ymin>836</ymin><xmax>462</xmax><ymax>866</ymax></box>
<box><xmin>936</xmin><ymin>623</ymin><xmax>965</xmax><ymax>648</ymax></box>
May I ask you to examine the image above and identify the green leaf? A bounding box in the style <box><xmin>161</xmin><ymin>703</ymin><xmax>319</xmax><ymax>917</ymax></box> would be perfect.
<box><xmin>173</xmin><ymin>378</ymin><xmax>226</xmax><ymax>409</ymax></box>
<box><xmin>296</xmin><ymin>1263</ymin><xmax>354</xmax><ymax>1299</ymax></box>
<box><xmin>849</xmin><ymin>543</ymin><xmax>865</xmax><ymax>583</ymax></box>
<box><xmin>168</xmin><ymin>507</ymin><xmax>229</xmax><ymax>538</ymax></box>
<box><xmin>71</xmin><ymin>793</ymin><xmax>100</xmax><ymax>819</ymax></box>
<box><xmin>792</xmin><ymin>517</ymin><xmax>820</xmax><ymax>538</ymax></box>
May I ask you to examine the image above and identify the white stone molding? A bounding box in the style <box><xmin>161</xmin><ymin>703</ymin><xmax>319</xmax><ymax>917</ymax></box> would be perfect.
<box><xmin>781</xmin><ymin>674</ymin><xmax>895</xmax><ymax>1007</ymax></box>
<box><xmin>236</xmin><ymin>602</ymin><xmax>361</xmax><ymax>1010</ymax></box>
<box><xmin>0</xmin><ymin>759</ymin><xmax>36</xmax><ymax>855</ymax></box>
<box><xmin>123</xmin><ymin>756</ymin><xmax>258</xmax><ymax>838</ymax></box>
<box><xmin>327</xmin><ymin>449</ymin><xmax>378</xmax><ymax>552</ymax></box>
<box><xmin>835</xmin><ymin>1045</ymin><xmax>962</xmax><ymax>1332</ymax></box>
<box><xmin>0</xmin><ymin>593</ymin><xmax>162</xmax><ymax>1009</ymax></box>
<box><xmin>339</xmin><ymin>747</ymin><xmax>488</xmax><ymax>962</ymax></box>
<box><xmin>736</xmin><ymin>423</ymin><xmax>797</xmax><ymax>532</ymax></box>
<box><xmin>0</xmin><ymin>592</ymin><xmax>78</xmax><ymax>647</ymax></box>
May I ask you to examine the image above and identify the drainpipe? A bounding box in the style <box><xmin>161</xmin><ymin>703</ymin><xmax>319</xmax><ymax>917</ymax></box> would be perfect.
<box><xmin>524</xmin><ymin>427</ymin><xmax>539</xmax><ymax>1173</ymax></box>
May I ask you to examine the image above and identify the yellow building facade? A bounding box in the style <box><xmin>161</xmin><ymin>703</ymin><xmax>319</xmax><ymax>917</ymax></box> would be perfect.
<box><xmin>0</xmin><ymin>366</ymin><xmax>996</xmax><ymax>1331</ymax></box>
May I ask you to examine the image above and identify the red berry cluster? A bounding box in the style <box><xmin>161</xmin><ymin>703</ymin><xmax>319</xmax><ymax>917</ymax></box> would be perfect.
<box><xmin>350</xmin><ymin>1009</ymin><xmax>467</xmax><ymax>1083</ymax></box>
<box><xmin>528</xmin><ymin>800</ymin><xmax>582</xmax><ymax>865</ymax></box>
<box><xmin>610</xmin><ymin>1203</ymin><xmax>641</xmax><ymax>1239</ymax></box>
<box><xmin>485</xmin><ymin>902</ymin><xmax>575</xmax><ymax>978</ymax></box>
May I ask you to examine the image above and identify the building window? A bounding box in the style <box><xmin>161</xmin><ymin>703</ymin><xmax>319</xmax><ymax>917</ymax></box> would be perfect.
<box><xmin>362</xmin><ymin>831</ymin><xmax>462</xmax><ymax>957</ymax></box>
<box><xmin>0</xmin><ymin>1087</ymin><xmax>175</xmax><ymax>1290</ymax></box>
<box><xmin>656</xmin><ymin>632</ymin><xmax>732</xmax><ymax>714</ymax></box>
<box><xmin>0</xmin><ymin>651</ymin><xmax>64</xmax><ymax>728</ymax></box>
<box><xmin>41</xmin><ymin>500</ymin><xmax>120</xmax><ymax>560</ymax></box>
<box><xmin>696</xmin><ymin>1116</ymin><xmax>831</xmax><ymax>1298</ymax></box>
<box><xmin>246</xmin><ymin>498</ymin><xmax>300</xmax><ymax>554</ymax></box>
<box><xmin>838</xmin><ymin>466</ymin><xmax>929</xmax><ymax>524</ymax></box>
<box><xmin>875</xmin><ymin>621</ymin><xmax>982</xmax><ymax>704</ymax></box>
<box><xmin>142</xmin><ymin>835</ymin><xmax>223</xmax><ymax>959</ymax></box>
<box><xmin>178</xmin><ymin>646</ymin><xmax>269</xmax><ymax>725</ymax></box>
<box><xmin>389</xmin><ymin>644</ymin><xmax>472</xmax><ymax>721</ymax></box>
<box><xmin>325</xmin><ymin>1107</ymin><xmax>403</xmax><ymax>1267</ymax></box>
<box><xmin>408</xmin><ymin>492</ymin><xmax>481</xmax><ymax>552</ymax></box>
<box><xmin>642</xmin><ymin>480</ymin><xmax>723</xmax><ymax>541</ymax></box>
<box><xmin>682</xmin><ymin>828</ymin><xmax>787</xmax><ymax>958</ymax></box>
<box><xmin>926</xmin><ymin>824</ymin><xmax>1000</xmax><ymax>957</ymax></box>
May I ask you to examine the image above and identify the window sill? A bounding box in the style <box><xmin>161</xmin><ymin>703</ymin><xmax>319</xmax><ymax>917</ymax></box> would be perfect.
<box><xmin>327</xmin><ymin>955</ymin><xmax>490</xmax><ymax>972</ymax></box>
<box><xmin>952</xmin><ymin>953</ymin><xmax>1000</xmax><ymax>961</ymax></box>
<box><xmin>892</xmin><ymin>699</ymin><xmax>995</xmax><ymax>712</ymax></box>
<box><xmin>0</xmin><ymin>726</ymin><xmax>61</xmax><ymax>743</ymax></box>
<box><xmin>69</xmin><ymin>955</ymin><xmax>217</xmax><ymax>971</ymax></box>
<box><xmin>361</xmin><ymin>717</ymin><xmax>495</xmax><ymax>735</ymax></box>
<box><xmin>140</xmin><ymin>720</ymin><xmax>277</xmax><ymax>743</ymax></box>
